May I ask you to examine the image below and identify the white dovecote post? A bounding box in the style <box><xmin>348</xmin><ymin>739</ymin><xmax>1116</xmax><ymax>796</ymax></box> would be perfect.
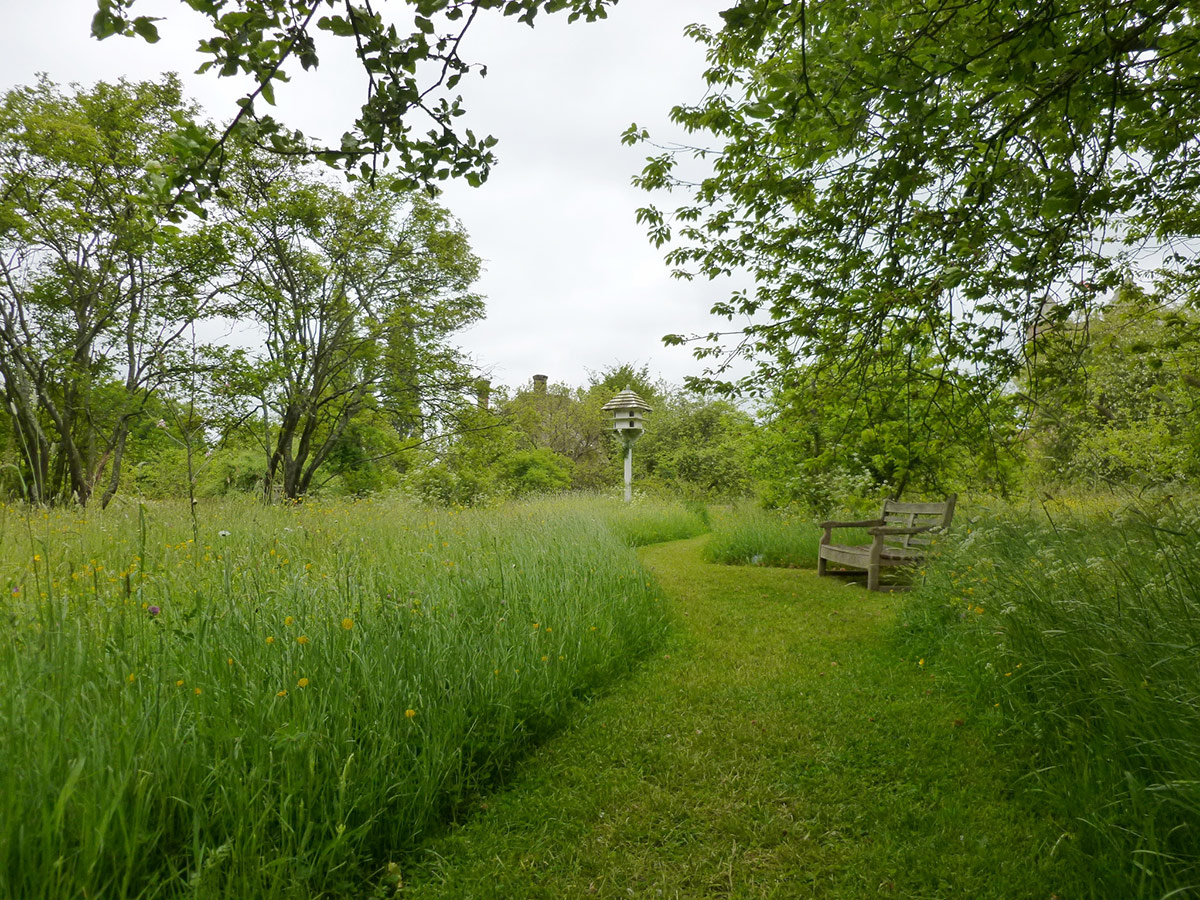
<box><xmin>601</xmin><ymin>389</ymin><xmax>652</xmax><ymax>502</ymax></box>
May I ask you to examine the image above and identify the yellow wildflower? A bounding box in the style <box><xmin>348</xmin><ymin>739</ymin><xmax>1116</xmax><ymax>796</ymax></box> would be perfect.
<box><xmin>405</xmin><ymin>708</ymin><xmax>416</xmax><ymax>719</ymax></box>
<box><xmin>297</xmin><ymin>635</ymin><xmax>309</xmax><ymax>645</ymax></box>
<box><xmin>341</xmin><ymin>617</ymin><xmax>354</xmax><ymax>630</ymax></box>
<box><xmin>297</xmin><ymin>678</ymin><xmax>309</xmax><ymax>688</ymax></box>
<box><xmin>276</xmin><ymin>690</ymin><xmax>287</xmax><ymax>698</ymax></box>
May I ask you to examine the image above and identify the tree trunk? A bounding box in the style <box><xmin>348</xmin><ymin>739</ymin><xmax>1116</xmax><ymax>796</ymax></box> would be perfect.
<box><xmin>99</xmin><ymin>426</ymin><xmax>129</xmax><ymax>509</ymax></box>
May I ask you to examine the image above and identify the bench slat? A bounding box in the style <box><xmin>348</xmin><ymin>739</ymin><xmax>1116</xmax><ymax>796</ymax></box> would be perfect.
<box><xmin>883</xmin><ymin>500</ymin><xmax>953</xmax><ymax>515</ymax></box>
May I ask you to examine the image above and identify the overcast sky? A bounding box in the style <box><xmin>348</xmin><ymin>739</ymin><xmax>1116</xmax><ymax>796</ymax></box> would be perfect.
<box><xmin>0</xmin><ymin>0</ymin><xmax>748</xmax><ymax>392</ymax></box>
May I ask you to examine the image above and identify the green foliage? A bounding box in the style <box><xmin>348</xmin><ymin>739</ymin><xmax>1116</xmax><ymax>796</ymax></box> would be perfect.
<box><xmin>0</xmin><ymin>494</ymin><xmax>667</xmax><ymax>900</ymax></box>
<box><xmin>195</xmin><ymin>448</ymin><xmax>269</xmax><ymax>497</ymax></box>
<box><xmin>753</xmin><ymin>335</ymin><xmax>1021</xmax><ymax>510</ymax></box>
<box><xmin>629</xmin><ymin>0</ymin><xmax>1200</xmax><ymax>478</ymax></box>
<box><xmin>500</xmin><ymin>447</ymin><xmax>574</xmax><ymax>495</ymax></box>
<box><xmin>900</xmin><ymin>498</ymin><xmax>1200</xmax><ymax>898</ymax></box>
<box><xmin>505</xmin><ymin>378</ymin><xmax>611</xmax><ymax>489</ymax></box>
<box><xmin>0</xmin><ymin>76</ymin><xmax>228</xmax><ymax>506</ymax></box>
<box><xmin>222</xmin><ymin>152</ymin><xmax>483</xmax><ymax>500</ymax></box>
<box><xmin>406</xmin><ymin>459</ymin><xmax>494</xmax><ymax>508</ymax></box>
<box><xmin>635</xmin><ymin>391</ymin><xmax>756</xmax><ymax>499</ymax></box>
<box><xmin>1026</xmin><ymin>293</ymin><xmax>1200</xmax><ymax>486</ymax></box>
<box><xmin>411</xmin><ymin>367</ymin><xmax>760</xmax><ymax>505</ymax></box>
<box><xmin>93</xmin><ymin>0</ymin><xmax>618</xmax><ymax>207</ymax></box>
<box><xmin>586</xmin><ymin>363</ymin><xmax>662</xmax><ymax>407</ymax></box>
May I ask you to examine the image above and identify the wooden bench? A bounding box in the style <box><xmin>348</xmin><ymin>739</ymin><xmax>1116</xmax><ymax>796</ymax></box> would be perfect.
<box><xmin>817</xmin><ymin>494</ymin><xmax>957</xmax><ymax>591</ymax></box>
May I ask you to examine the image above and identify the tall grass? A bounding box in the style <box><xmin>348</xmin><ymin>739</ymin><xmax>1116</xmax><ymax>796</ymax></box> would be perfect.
<box><xmin>703</xmin><ymin>504</ymin><xmax>872</xmax><ymax>568</ymax></box>
<box><xmin>899</xmin><ymin>498</ymin><xmax>1200</xmax><ymax>899</ymax></box>
<box><xmin>0</xmin><ymin>495</ymin><xmax>669</xmax><ymax>900</ymax></box>
<box><xmin>588</xmin><ymin>494</ymin><xmax>709</xmax><ymax>547</ymax></box>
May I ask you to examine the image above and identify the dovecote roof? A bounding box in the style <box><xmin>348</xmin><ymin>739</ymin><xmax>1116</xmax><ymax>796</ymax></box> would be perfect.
<box><xmin>601</xmin><ymin>389</ymin><xmax>653</xmax><ymax>413</ymax></box>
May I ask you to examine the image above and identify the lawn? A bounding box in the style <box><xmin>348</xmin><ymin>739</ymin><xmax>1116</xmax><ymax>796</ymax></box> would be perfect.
<box><xmin>400</xmin><ymin>536</ymin><xmax>1065</xmax><ymax>899</ymax></box>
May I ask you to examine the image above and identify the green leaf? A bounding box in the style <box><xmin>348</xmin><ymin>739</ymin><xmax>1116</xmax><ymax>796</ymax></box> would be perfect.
<box><xmin>131</xmin><ymin>16</ymin><xmax>161</xmax><ymax>43</ymax></box>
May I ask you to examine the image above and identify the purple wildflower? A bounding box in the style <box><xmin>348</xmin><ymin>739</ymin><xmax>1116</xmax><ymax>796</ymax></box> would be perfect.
<box><xmin>148</xmin><ymin>605</ymin><xmax>161</xmax><ymax>617</ymax></box>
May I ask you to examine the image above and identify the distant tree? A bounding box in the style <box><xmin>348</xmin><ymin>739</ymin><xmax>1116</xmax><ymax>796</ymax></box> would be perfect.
<box><xmin>223</xmin><ymin>153</ymin><xmax>483</xmax><ymax>499</ymax></box>
<box><xmin>505</xmin><ymin>378</ymin><xmax>610</xmax><ymax>489</ymax></box>
<box><xmin>1026</xmin><ymin>290</ymin><xmax>1200</xmax><ymax>485</ymax></box>
<box><xmin>633</xmin><ymin>389</ymin><xmax>756</xmax><ymax>499</ymax></box>
<box><xmin>0</xmin><ymin>76</ymin><xmax>228</xmax><ymax>506</ymax></box>
<box><xmin>500</xmin><ymin>446</ymin><xmax>574</xmax><ymax>495</ymax></box>
<box><xmin>586</xmin><ymin>363</ymin><xmax>663</xmax><ymax>406</ymax></box>
<box><xmin>752</xmin><ymin>331</ymin><xmax>1020</xmax><ymax>510</ymax></box>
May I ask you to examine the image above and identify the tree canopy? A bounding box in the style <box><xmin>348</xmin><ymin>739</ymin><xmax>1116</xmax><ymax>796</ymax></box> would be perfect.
<box><xmin>0</xmin><ymin>76</ymin><xmax>486</xmax><ymax>506</ymax></box>
<box><xmin>626</xmin><ymin>0</ymin><xmax>1200</xmax><ymax>398</ymax></box>
<box><xmin>0</xmin><ymin>76</ymin><xmax>228</xmax><ymax>506</ymax></box>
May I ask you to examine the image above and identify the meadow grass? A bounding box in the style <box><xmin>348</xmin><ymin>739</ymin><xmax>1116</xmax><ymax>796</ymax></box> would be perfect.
<box><xmin>589</xmin><ymin>494</ymin><xmax>709</xmax><ymax>547</ymax></box>
<box><xmin>899</xmin><ymin>495</ymin><xmax>1200</xmax><ymax>899</ymax></box>
<box><xmin>702</xmin><ymin>503</ymin><xmax>870</xmax><ymax>568</ymax></box>
<box><xmin>400</xmin><ymin>536</ymin><xmax>1064</xmax><ymax>899</ymax></box>
<box><xmin>0</xmin><ymin>494</ymin><xmax>678</xmax><ymax>900</ymax></box>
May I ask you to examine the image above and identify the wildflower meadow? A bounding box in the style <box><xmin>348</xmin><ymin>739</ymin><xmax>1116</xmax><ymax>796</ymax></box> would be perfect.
<box><xmin>0</xmin><ymin>495</ymin><xmax>701</xmax><ymax>899</ymax></box>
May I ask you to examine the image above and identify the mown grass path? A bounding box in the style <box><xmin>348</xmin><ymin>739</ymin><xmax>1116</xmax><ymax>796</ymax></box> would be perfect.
<box><xmin>402</xmin><ymin>537</ymin><xmax>1061</xmax><ymax>899</ymax></box>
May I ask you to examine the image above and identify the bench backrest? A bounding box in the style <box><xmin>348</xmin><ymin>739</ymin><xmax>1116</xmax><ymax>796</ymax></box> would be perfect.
<box><xmin>880</xmin><ymin>494</ymin><xmax>957</xmax><ymax>550</ymax></box>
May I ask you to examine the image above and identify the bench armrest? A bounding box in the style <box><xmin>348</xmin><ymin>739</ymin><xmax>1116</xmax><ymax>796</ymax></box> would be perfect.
<box><xmin>819</xmin><ymin>518</ymin><xmax>884</xmax><ymax>529</ymax></box>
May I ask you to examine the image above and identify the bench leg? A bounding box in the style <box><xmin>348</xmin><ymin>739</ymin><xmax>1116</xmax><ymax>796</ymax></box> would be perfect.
<box><xmin>867</xmin><ymin>533</ymin><xmax>884</xmax><ymax>591</ymax></box>
<box><xmin>867</xmin><ymin>562</ymin><xmax>880</xmax><ymax>592</ymax></box>
<box><xmin>817</xmin><ymin>555</ymin><xmax>827</xmax><ymax>577</ymax></box>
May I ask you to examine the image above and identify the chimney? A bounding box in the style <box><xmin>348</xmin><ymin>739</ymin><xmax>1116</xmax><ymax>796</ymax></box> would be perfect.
<box><xmin>532</xmin><ymin>374</ymin><xmax>548</xmax><ymax>394</ymax></box>
<box><xmin>475</xmin><ymin>378</ymin><xmax>491</xmax><ymax>410</ymax></box>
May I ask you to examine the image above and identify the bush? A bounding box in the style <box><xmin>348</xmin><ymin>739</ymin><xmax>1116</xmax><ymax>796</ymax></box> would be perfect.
<box><xmin>500</xmin><ymin>448</ymin><xmax>573</xmax><ymax>496</ymax></box>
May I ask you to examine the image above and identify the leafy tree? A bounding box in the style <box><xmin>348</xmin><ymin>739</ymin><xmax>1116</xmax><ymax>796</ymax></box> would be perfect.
<box><xmin>0</xmin><ymin>76</ymin><xmax>228</xmax><ymax>506</ymax></box>
<box><xmin>626</xmin><ymin>0</ymin><xmax>1200</xmax><ymax>450</ymax></box>
<box><xmin>92</xmin><ymin>0</ymin><xmax>619</xmax><ymax>208</ymax></box>
<box><xmin>404</xmin><ymin>394</ymin><xmax>517</xmax><ymax>505</ymax></box>
<box><xmin>633</xmin><ymin>389</ymin><xmax>756</xmax><ymax>499</ymax></box>
<box><xmin>500</xmin><ymin>446</ymin><xmax>574</xmax><ymax>494</ymax></box>
<box><xmin>505</xmin><ymin>377</ymin><xmax>611</xmax><ymax>488</ymax></box>
<box><xmin>752</xmin><ymin>329</ymin><xmax>1020</xmax><ymax>510</ymax></box>
<box><xmin>586</xmin><ymin>363</ymin><xmax>663</xmax><ymax>407</ymax></box>
<box><xmin>1025</xmin><ymin>290</ymin><xmax>1200</xmax><ymax>485</ymax></box>
<box><xmin>223</xmin><ymin>153</ymin><xmax>483</xmax><ymax>499</ymax></box>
